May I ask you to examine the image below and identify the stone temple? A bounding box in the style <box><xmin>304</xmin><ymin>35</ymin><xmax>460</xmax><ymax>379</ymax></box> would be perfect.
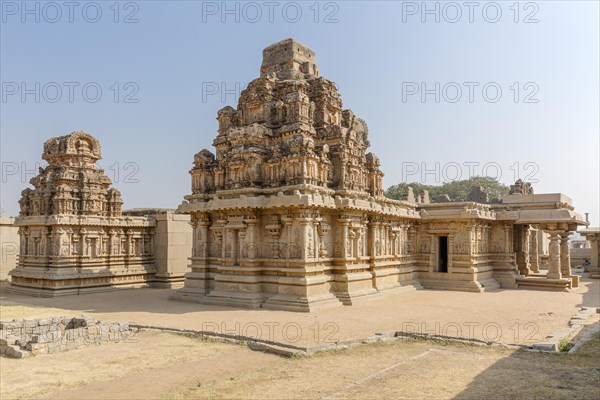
<box><xmin>171</xmin><ymin>38</ymin><xmax>588</xmax><ymax>311</ymax></box>
<box><xmin>9</xmin><ymin>132</ymin><xmax>191</xmax><ymax>296</ymax></box>
<box><xmin>7</xmin><ymin>39</ymin><xmax>591</xmax><ymax>310</ymax></box>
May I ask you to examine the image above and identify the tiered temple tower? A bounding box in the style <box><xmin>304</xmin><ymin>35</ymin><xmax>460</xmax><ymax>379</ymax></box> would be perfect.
<box><xmin>173</xmin><ymin>39</ymin><xmax>587</xmax><ymax>311</ymax></box>
<box><xmin>9</xmin><ymin>131</ymin><xmax>156</xmax><ymax>296</ymax></box>
<box><xmin>19</xmin><ymin>132</ymin><xmax>123</xmax><ymax>217</ymax></box>
<box><xmin>189</xmin><ymin>38</ymin><xmax>383</xmax><ymax>198</ymax></box>
<box><xmin>174</xmin><ymin>39</ymin><xmax>418</xmax><ymax>310</ymax></box>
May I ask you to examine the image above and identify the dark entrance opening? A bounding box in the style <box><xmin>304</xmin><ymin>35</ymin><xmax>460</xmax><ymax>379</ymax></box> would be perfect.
<box><xmin>439</xmin><ymin>236</ymin><xmax>448</xmax><ymax>273</ymax></box>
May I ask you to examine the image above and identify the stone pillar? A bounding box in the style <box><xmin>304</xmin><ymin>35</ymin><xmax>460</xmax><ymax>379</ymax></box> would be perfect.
<box><xmin>40</xmin><ymin>228</ymin><xmax>48</xmax><ymax>257</ymax></box>
<box><xmin>581</xmin><ymin>233</ymin><xmax>600</xmax><ymax>278</ymax></box>
<box><xmin>54</xmin><ymin>228</ymin><xmax>64</xmax><ymax>257</ymax></box>
<box><xmin>80</xmin><ymin>228</ymin><xmax>88</xmax><ymax>257</ymax></box>
<box><xmin>109</xmin><ymin>229</ymin><xmax>117</xmax><ymax>255</ymax></box>
<box><xmin>340</xmin><ymin>218</ymin><xmax>350</xmax><ymax>259</ymax></box>
<box><xmin>588</xmin><ymin>236</ymin><xmax>599</xmax><ymax>270</ymax></box>
<box><xmin>560</xmin><ymin>232</ymin><xmax>571</xmax><ymax>277</ymax></box>
<box><xmin>220</xmin><ymin>227</ymin><xmax>227</xmax><ymax>261</ymax></box>
<box><xmin>367</xmin><ymin>221</ymin><xmax>378</xmax><ymax>259</ymax></box>
<box><xmin>98</xmin><ymin>230</ymin><xmax>106</xmax><ymax>256</ymax></box>
<box><xmin>515</xmin><ymin>225</ymin><xmax>531</xmax><ymax>275</ymax></box>
<box><xmin>547</xmin><ymin>231</ymin><xmax>562</xmax><ymax>279</ymax></box>
<box><xmin>243</xmin><ymin>219</ymin><xmax>255</xmax><ymax>260</ymax></box>
<box><xmin>297</xmin><ymin>215</ymin><xmax>311</xmax><ymax>260</ymax></box>
<box><xmin>503</xmin><ymin>224</ymin><xmax>512</xmax><ymax>254</ymax></box>
<box><xmin>348</xmin><ymin>230</ymin><xmax>356</xmax><ymax>259</ymax></box>
<box><xmin>190</xmin><ymin>218</ymin><xmax>199</xmax><ymax>257</ymax></box>
<box><xmin>399</xmin><ymin>224</ymin><xmax>408</xmax><ymax>256</ymax></box>
<box><xmin>126</xmin><ymin>230</ymin><xmax>133</xmax><ymax>256</ymax></box>
<box><xmin>148</xmin><ymin>229</ymin><xmax>155</xmax><ymax>255</ymax></box>
<box><xmin>141</xmin><ymin>234</ymin><xmax>146</xmax><ymax>255</ymax></box>
<box><xmin>529</xmin><ymin>229</ymin><xmax>539</xmax><ymax>273</ymax></box>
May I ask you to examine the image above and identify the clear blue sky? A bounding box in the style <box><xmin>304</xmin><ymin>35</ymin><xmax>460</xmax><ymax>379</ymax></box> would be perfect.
<box><xmin>1</xmin><ymin>1</ymin><xmax>598</xmax><ymax>226</ymax></box>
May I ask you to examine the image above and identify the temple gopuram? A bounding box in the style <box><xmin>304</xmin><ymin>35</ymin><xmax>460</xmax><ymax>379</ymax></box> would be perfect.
<box><xmin>172</xmin><ymin>39</ymin><xmax>588</xmax><ymax>311</ymax></box>
<box><xmin>9</xmin><ymin>132</ymin><xmax>157</xmax><ymax>296</ymax></box>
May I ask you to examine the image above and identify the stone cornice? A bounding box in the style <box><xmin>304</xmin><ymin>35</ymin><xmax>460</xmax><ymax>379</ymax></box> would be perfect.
<box><xmin>14</xmin><ymin>215</ymin><xmax>155</xmax><ymax>227</ymax></box>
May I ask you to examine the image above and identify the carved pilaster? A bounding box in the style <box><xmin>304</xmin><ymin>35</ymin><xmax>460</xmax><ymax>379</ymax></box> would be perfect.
<box><xmin>547</xmin><ymin>231</ymin><xmax>562</xmax><ymax>279</ymax></box>
<box><xmin>560</xmin><ymin>232</ymin><xmax>571</xmax><ymax>277</ymax></box>
<box><xmin>529</xmin><ymin>229</ymin><xmax>539</xmax><ymax>273</ymax></box>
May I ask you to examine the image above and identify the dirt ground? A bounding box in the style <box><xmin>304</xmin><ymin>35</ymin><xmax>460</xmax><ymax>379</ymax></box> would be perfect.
<box><xmin>1</xmin><ymin>280</ymin><xmax>599</xmax><ymax>400</ymax></box>
<box><xmin>0</xmin><ymin>330</ymin><xmax>281</xmax><ymax>400</ymax></box>
<box><xmin>1</xmin><ymin>277</ymin><xmax>598</xmax><ymax>347</ymax></box>
<box><xmin>1</xmin><ymin>327</ymin><xmax>599</xmax><ymax>400</ymax></box>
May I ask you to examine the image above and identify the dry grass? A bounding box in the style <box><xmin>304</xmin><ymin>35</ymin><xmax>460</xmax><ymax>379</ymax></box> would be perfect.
<box><xmin>1</xmin><ymin>291</ymin><xmax>599</xmax><ymax>399</ymax></box>
<box><xmin>0</xmin><ymin>331</ymin><xmax>248</xmax><ymax>400</ymax></box>
<box><xmin>164</xmin><ymin>334</ymin><xmax>600</xmax><ymax>400</ymax></box>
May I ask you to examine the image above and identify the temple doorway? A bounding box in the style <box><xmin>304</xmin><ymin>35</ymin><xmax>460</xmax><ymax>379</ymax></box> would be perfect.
<box><xmin>438</xmin><ymin>236</ymin><xmax>448</xmax><ymax>273</ymax></box>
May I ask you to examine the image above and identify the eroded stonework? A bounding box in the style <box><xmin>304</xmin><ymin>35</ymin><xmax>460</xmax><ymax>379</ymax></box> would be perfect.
<box><xmin>173</xmin><ymin>39</ymin><xmax>588</xmax><ymax>311</ymax></box>
<box><xmin>9</xmin><ymin>132</ymin><xmax>157</xmax><ymax>296</ymax></box>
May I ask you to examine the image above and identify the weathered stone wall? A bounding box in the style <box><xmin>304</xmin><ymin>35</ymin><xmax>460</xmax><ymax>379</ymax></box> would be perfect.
<box><xmin>9</xmin><ymin>132</ymin><xmax>157</xmax><ymax>296</ymax></box>
<box><xmin>0</xmin><ymin>316</ymin><xmax>134</xmax><ymax>358</ymax></box>
<box><xmin>0</xmin><ymin>217</ymin><xmax>19</xmax><ymax>281</ymax></box>
<box><xmin>152</xmin><ymin>211</ymin><xmax>192</xmax><ymax>288</ymax></box>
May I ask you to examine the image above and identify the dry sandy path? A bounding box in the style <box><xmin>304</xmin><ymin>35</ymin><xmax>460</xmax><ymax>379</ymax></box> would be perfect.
<box><xmin>1</xmin><ymin>277</ymin><xmax>598</xmax><ymax>347</ymax></box>
<box><xmin>0</xmin><ymin>330</ymin><xmax>281</xmax><ymax>400</ymax></box>
<box><xmin>42</xmin><ymin>346</ymin><xmax>282</xmax><ymax>400</ymax></box>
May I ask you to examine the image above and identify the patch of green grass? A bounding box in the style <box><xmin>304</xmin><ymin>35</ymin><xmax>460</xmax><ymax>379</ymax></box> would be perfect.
<box><xmin>558</xmin><ymin>338</ymin><xmax>572</xmax><ymax>352</ymax></box>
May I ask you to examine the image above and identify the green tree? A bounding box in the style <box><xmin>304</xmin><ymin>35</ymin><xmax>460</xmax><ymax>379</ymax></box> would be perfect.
<box><xmin>385</xmin><ymin>176</ymin><xmax>509</xmax><ymax>202</ymax></box>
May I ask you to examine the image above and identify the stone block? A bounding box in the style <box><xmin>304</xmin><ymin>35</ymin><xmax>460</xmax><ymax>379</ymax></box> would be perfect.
<box><xmin>25</xmin><ymin>342</ymin><xmax>47</xmax><ymax>351</ymax></box>
<box><xmin>532</xmin><ymin>342</ymin><xmax>558</xmax><ymax>352</ymax></box>
<box><xmin>0</xmin><ymin>335</ymin><xmax>18</xmax><ymax>346</ymax></box>
<box><xmin>24</xmin><ymin>320</ymin><xmax>38</xmax><ymax>329</ymax></box>
<box><xmin>5</xmin><ymin>345</ymin><xmax>31</xmax><ymax>358</ymax></box>
<box><xmin>32</xmin><ymin>347</ymin><xmax>49</xmax><ymax>355</ymax></box>
<box><xmin>0</xmin><ymin>322</ymin><xmax>19</xmax><ymax>330</ymax></box>
<box><xmin>30</xmin><ymin>334</ymin><xmax>49</xmax><ymax>344</ymax></box>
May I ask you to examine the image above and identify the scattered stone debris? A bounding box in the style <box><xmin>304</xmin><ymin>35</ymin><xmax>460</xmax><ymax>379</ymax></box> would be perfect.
<box><xmin>0</xmin><ymin>316</ymin><xmax>136</xmax><ymax>358</ymax></box>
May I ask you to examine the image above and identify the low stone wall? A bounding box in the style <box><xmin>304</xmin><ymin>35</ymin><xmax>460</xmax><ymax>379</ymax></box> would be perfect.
<box><xmin>0</xmin><ymin>316</ymin><xmax>135</xmax><ymax>358</ymax></box>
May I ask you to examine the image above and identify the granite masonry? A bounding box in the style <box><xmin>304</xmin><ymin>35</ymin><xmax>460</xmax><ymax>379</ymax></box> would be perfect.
<box><xmin>172</xmin><ymin>39</ymin><xmax>589</xmax><ymax>311</ymax></box>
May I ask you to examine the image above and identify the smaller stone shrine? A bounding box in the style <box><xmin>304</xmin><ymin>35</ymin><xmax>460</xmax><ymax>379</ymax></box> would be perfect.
<box><xmin>9</xmin><ymin>131</ymin><xmax>156</xmax><ymax>296</ymax></box>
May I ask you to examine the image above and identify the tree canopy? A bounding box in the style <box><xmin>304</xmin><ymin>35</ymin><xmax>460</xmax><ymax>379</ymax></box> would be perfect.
<box><xmin>385</xmin><ymin>176</ymin><xmax>510</xmax><ymax>202</ymax></box>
